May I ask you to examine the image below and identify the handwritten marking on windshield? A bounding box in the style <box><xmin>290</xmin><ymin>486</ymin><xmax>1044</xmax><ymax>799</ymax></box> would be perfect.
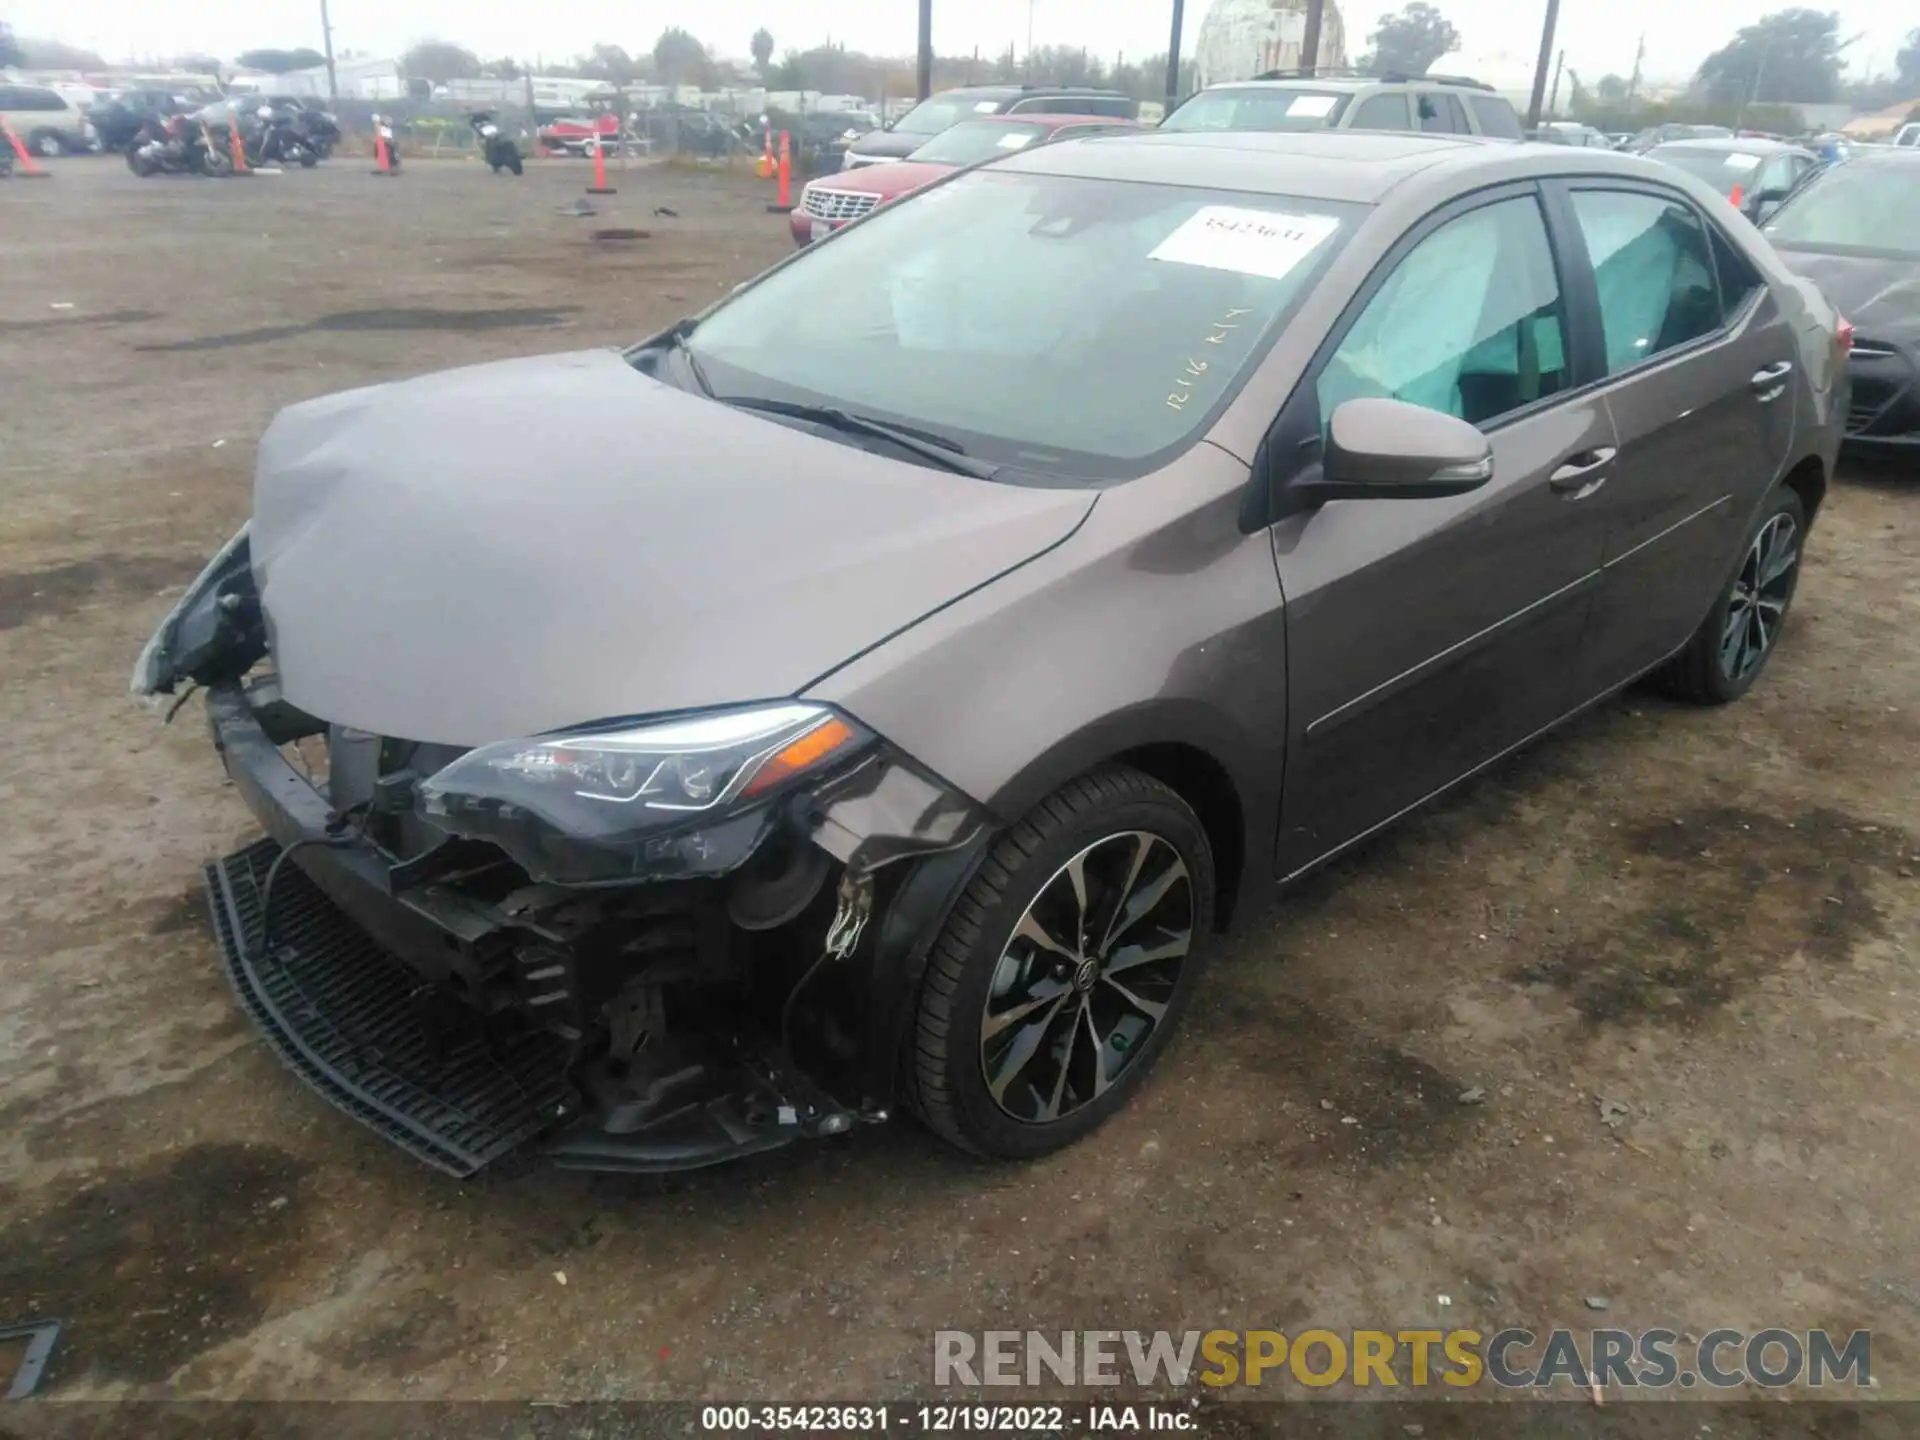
<box><xmin>1168</xmin><ymin>308</ymin><xmax>1255</xmax><ymax>411</ymax></box>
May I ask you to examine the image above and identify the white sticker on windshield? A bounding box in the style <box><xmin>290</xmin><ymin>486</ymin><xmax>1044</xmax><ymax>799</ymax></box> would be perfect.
<box><xmin>1724</xmin><ymin>152</ymin><xmax>1761</xmax><ymax>171</ymax></box>
<box><xmin>1149</xmin><ymin>207</ymin><xmax>1341</xmax><ymax>281</ymax></box>
<box><xmin>1288</xmin><ymin>94</ymin><xmax>1339</xmax><ymax>117</ymax></box>
<box><xmin>974</xmin><ymin>101</ymin><xmax>1000</xmax><ymax>113</ymax></box>
<box><xmin>996</xmin><ymin>131</ymin><xmax>1035</xmax><ymax>149</ymax></box>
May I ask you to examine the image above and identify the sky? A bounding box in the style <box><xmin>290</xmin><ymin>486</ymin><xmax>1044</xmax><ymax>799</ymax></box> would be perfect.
<box><xmin>8</xmin><ymin>0</ymin><xmax>1911</xmax><ymax>90</ymax></box>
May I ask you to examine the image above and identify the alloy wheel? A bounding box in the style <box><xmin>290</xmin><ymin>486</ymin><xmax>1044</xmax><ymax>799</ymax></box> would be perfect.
<box><xmin>1719</xmin><ymin>512</ymin><xmax>1799</xmax><ymax>682</ymax></box>
<box><xmin>979</xmin><ymin>831</ymin><xmax>1194</xmax><ymax>1124</ymax></box>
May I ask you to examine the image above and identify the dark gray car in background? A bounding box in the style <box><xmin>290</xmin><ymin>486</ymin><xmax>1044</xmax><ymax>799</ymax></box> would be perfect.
<box><xmin>1760</xmin><ymin>147</ymin><xmax>1920</xmax><ymax>453</ymax></box>
<box><xmin>135</xmin><ymin>132</ymin><xmax>1847</xmax><ymax>1177</ymax></box>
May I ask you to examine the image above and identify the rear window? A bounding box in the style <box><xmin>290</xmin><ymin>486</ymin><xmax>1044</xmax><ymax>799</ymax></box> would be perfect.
<box><xmin>1469</xmin><ymin>95</ymin><xmax>1524</xmax><ymax>139</ymax></box>
<box><xmin>893</xmin><ymin>95</ymin><xmax>1009</xmax><ymax>136</ymax></box>
<box><xmin>1647</xmin><ymin>145</ymin><xmax>1767</xmax><ymax>198</ymax></box>
<box><xmin>1161</xmin><ymin>87</ymin><xmax>1350</xmax><ymax>133</ymax></box>
<box><xmin>0</xmin><ymin>85</ymin><xmax>68</xmax><ymax>112</ymax></box>
<box><xmin>909</xmin><ymin>121</ymin><xmax>1054</xmax><ymax>165</ymax></box>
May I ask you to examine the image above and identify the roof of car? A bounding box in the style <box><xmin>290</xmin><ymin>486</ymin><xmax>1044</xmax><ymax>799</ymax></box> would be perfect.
<box><xmin>954</xmin><ymin>113</ymin><xmax>1139</xmax><ymax>129</ymax></box>
<box><xmin>1001</xmin><ymin>128</ymin><xmax>1707</xmax><ymax>204</ymax></box>
<box><xmin>1648</xmin><ymin>137</ymin><xmax>1810</xmax><ymax>156</ymax></box>
<box><xmin>934</xmin><ymin>84</ymin><xmax>1130</xmax><ymax>99</ymax></box>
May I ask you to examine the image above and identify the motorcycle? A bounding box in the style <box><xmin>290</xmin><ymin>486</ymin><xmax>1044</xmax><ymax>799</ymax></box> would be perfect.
<box><xmin>125</xmin><ymin>113</ymin><xmax>231</xmax><ymax>177</ymax></box>
<box><xmin>245</xmin><ymin>102</ymin><xmax>319</xmax><ymax>167</ymax></box>
<box><xmin>371</xmin><ymin>114</ymin><xmax>402</xmax><ymax>172</ymax></box>
<box><xmin>468</xmin><ymin>110</ymin><xmax>523</xmax><ymax>175</ymax></box>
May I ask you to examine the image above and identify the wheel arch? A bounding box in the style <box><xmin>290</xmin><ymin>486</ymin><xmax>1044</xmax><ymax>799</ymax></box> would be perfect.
<box><xmin>981</xmin><ymin>701</ymin><xmax>1276</xmax><ymax>932</ymax></box>
<box><xmin>1778</xmin><ymin>451</ymin><xmax>1827</xmax><ymax>523</ymax></box>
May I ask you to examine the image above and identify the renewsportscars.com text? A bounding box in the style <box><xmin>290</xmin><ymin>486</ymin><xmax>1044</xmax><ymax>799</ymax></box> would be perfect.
<box><xmin>933</xmin><ymin>1328</ymin><xmax>1871</xmax><ymax>1390</ymax></box>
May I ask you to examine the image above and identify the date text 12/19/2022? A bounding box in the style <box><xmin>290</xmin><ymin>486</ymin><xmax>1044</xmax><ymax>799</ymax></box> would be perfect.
<box><xmin>700</xmin><ymin>1404</ymin><xmax>1200</xmax><ymax>1431</ymax></box>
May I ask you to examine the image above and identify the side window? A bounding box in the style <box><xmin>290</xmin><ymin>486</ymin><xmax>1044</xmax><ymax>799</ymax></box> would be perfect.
<box><xmin>0</xmin><ymin>87</ymin><xmax>24</xmax><ymax>110</ymax></box>
<box><xmin>1569</xmin><ymin>190</ymin><xmax>1721</xmax><ymax>374</ymax></box>
<box><xmin>1317</xmin><ymin>195</ymin><xmax>1571</xmax><ymax>428</ymax></box>
<box><xmin>1468</xmin><ymin>95</ymin><xmax>1524</xmax><ymax>139</ymax></box>
<box><xmin>1349</xmin><ymin>93</ymin><xmax>1412</xmax><ymax>131</ymax></box>
<box><xmin>1416</xmin><ymin>92</ymin><xmax>1468</xmax><ymax>134</ymax></box>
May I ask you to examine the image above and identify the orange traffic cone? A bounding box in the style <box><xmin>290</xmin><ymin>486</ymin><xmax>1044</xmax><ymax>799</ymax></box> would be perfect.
<box><xmin>371</xmin><ymin>120</ymin><xmax>393</xmax><ymax>176</ymax></box>
<box><xmin>1728</xmin><ymin>183</ymin><xmax>1744</xmax><ymax>210</ymax></box>
<box><xmin>0</xmin><ymin>119</ymin><xmax>51</xmax><ymax>178</ymax></box>
<box><xmin>755</xmin><ymin>124</ymin><xmax>773</xmax><ymax>179</ymax></box>
<box><xmin>229</xmin><ymin>122</ymin><xmax>251</xmax><ymax>175</ymax></box>
<box><xmin>587</xmin><ymin>133</ymin><xmax>615</xmax><ymax>195</ymax></box>
<box><xmin>766</xmin><ymin>130</ymin><xmax>793</xmax><ymax>213</ymax></box>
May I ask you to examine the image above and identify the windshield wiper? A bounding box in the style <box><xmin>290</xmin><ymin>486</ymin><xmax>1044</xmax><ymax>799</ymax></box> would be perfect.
<box><xmin>662</xmin><ymin>318</ymin><xmax>714</xmax><ymax>397</ymax></box>
<box><xmin>716</xmin><ymin>396</ymin><xmax>998</xmax><ymax>478</ymax></box>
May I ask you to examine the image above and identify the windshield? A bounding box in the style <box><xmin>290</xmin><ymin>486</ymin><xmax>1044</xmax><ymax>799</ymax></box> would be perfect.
<box><xmin>1763</xmin><ymin>161</ymin><xmax>1920</xmax><ymax>260</ymax></box>
<box><xmin>1161</xmin><ymin>88</ymin><xmax>1350</xmax><ymax>133</ymax></box>
<box><xmin>1647</xmin><ymin>145</ymin><xmax>1766</xmax><ymax>197</ymax></box>
<box><xmin>908</xmin><ymin>120</ymin><xmax>1054</xmax><ymax>165</ymax></box>
<box><xmin>892</xmin><ymin>95</ymin><xmax>1002</xmax><ymax>136</ymax></box>
<box><xmin>686</xmin><ymin>170</ymin><xmax>1360</xmax><ymax>479</ymax></box>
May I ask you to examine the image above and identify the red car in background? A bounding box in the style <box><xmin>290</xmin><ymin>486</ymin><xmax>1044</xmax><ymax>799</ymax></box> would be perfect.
<box><xmin>788</xmin><ymin>113</ymin><xmax>1140</xmax><ymax>247</ymax></box>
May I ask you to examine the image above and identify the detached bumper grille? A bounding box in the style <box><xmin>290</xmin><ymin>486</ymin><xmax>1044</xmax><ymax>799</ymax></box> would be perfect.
<box><xmin>204</xmin><ymin>838</ymin><xmax>576</xmax><ymax>1176</ymax></box>
<box><xmin>802</xmin><ymin>187</ymin><xmax>880</xmax><ymax>222</ymax></box>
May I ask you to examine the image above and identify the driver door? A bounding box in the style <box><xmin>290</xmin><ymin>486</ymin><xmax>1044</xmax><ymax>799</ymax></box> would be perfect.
<box><xmin>1270</xmin><ymin>186</ymin><xmax>1614</xmax><ymax>875</ymax></box>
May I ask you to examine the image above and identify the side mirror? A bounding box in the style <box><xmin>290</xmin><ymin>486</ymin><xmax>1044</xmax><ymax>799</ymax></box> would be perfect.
<box><xmin>1307</xmin><ymin>398</ymin><xmax>1493</xmax><ymax>502</ymax></box>
<box><xmin>1747</xmin><ymin>188</ymin><xmax>1788</xmax><ymax>220</ymax></box>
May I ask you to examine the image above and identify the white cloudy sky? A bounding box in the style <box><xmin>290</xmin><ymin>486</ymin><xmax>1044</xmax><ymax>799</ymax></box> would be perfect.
<box><xmin>10</xmin><ymin>0</ymin><xmax>1910</xmax><ymax>88</ymax></box>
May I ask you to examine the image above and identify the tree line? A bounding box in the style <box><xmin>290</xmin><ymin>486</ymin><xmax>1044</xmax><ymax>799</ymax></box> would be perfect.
<box><xmin>7</xmin><ymin>7</ymin><xmax>1918</xmax><ymax>118</ymax></box>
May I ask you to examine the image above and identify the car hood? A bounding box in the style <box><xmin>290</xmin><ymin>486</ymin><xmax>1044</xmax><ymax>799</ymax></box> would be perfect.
<box><xmin>815</xmin><ymin>160</ymin><xmax>953</xmax><ymax>197</ymax></box>
<box><xmin>249</xmin><ymin>349</ymin><xmax>1094</xmax><ymax>747</ymax></box>
<box><xmin>846</xmin><ymin>129</ymin><xmax>925</xmax><ymax>161</ymax></box>
<box><xmin>1774</xmin><ymin>247</ymin><xmax>1920</xmax><ymax>341</ymax></box>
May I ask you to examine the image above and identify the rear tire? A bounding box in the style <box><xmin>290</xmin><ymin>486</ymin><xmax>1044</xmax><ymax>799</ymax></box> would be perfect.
<box><xmin>1650</xmin><ymin>485</ymin><xmax>1806</xmax><ymax>705</ymax></box>
<box><xmin>907</xmin><ymin>766</ymin><xmax>1214</xmax><ymax>1159</ymax></box>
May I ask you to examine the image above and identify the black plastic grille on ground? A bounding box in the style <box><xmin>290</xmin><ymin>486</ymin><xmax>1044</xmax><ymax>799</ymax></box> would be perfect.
<box><xmin>203</xmin><ymin>838</ymin><xmax>573</xmax><ymax>1176</ymax></box>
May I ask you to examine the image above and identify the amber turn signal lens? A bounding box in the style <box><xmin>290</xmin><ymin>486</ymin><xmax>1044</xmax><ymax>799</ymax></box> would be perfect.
<box><xmin>741</xmin><ymin>717</ymin><xmax>858</xmax><ymax>798</ymax></box>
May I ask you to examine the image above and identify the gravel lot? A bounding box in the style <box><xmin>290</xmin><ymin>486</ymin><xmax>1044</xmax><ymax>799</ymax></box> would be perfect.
<box><xmin>1</xmin><ymin>155</ymin><xmax>1917</xmax><ymax>1408</ymax></box>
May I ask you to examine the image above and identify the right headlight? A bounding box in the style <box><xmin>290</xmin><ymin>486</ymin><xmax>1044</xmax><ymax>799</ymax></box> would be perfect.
<box><xmin>417</xmin><ymin>703</ymin><xmax>873</xmax><ymax>885</ymax></box>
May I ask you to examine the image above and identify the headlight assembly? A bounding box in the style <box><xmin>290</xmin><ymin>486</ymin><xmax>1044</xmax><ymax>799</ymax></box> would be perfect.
<box><xmin>418</xmin><ymin>703</ymin><xmax>873</xmax><ymax>885</ymax></box>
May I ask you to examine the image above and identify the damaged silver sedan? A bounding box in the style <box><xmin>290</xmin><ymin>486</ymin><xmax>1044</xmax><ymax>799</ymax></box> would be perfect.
<box><xmin>136</xmin><ymin>132</ymin><xmax>1843</xmax><ymax>1175</ymax></box>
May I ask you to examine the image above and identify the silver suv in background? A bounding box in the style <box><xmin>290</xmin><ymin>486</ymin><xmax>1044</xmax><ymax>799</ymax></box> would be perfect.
<box><xmin>0</xmin><ymin>82</ymin><xmax>98</xmax><ymax>156</ymax></box>
<box><xmin>1160</xmin><ymin>69</ymin><xmax>1523</xmax><ymax>140</ymax></box>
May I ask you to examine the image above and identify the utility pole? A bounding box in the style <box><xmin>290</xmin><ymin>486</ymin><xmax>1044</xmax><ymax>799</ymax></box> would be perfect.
<box><xmin>1027</xmin><ymin>0</ymin><xmax>1036</xmax><ymax>81</ymax></box>
<box><xmin>1301</xmin><ymin>0</ymin><xmax>1326</xmax><ymax>74</ymax></box>
<box><xmin>1548</xmin><ymin>48</ymin><xmax>1565</xmax><ymax>119</ymax></box>
<box><xmin>1163</xmin><ymin>0</ymin><xmax>1185</xmax><ymax>113</ymax></box>
<box><xmin>1626</xmin><ymin>32</ymin><xmax>1644</xmax><ymax>104</ymax></box>
<box><xmin>916</xmin><ymin>0</ymin><xmax>933</xmax><ymax>100</ymax></box>
<box><xmin>1735</xmin><ymin>43</ymin><xmax>1768</xmax><ymax>131</ymax></box>
<box><xmin>1525</xmin><ymin>0</ymin><xmax>1560</xmax><ymax>131</ymax></box>
<box><xmin>318</xmin><ymin>0</ymin><xmax>339</xmax><ymax>104</ymax></box>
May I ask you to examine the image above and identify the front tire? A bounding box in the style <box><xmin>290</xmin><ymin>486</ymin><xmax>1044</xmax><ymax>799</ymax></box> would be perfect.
<box><xmin>908</xmin><ymin>766</ymin><xmax>1214</xmax><ymax>1159</ymax></box>
<box><xmin>30</xmin><ymin>129</ymin><xmax>62</xmax><ymax>158</ymax></box>
<box><xmin>1651</xmin><ymin>485</ymin><xmax>1807</xmax><ymax>704</ymax></box>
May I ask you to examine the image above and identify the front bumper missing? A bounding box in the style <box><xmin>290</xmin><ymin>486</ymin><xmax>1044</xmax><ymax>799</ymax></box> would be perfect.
<box><xmin>199</xmin><ymin>681</ymin><xmax>964</xmax><ymax>1174</ymax></box>
<box><xmin>205</xmin><ymin>838</ymin><xmax>575</xmax><ymax>1176</ymax></box>
<box><xmin>204</xmin><ymin>840</ymin><xmax>855</xmax><ymax>1174</ymax></box>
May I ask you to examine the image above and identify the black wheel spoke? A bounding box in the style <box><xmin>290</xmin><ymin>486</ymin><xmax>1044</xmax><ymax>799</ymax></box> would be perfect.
<box><xmin>1720</xmin><ymin>512</ymin><xmax>1799</xmax><ymax>682</ymax></box>
<box><xmin>981</xmin><ymin>828</ymin><xmax>1195</xmax><ymax>1126</ymax></box>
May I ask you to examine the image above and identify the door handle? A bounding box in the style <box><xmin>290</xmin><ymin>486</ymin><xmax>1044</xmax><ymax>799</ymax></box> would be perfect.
<box><xmin>1548</xmin><ymin>446</ymin><xmax>1617</xmax><ymax>496</ymax></box>
<box><xmin>1751</xmin><ymin>360</ymin><xmax>1794</xmax><ymax>399</ymax></box>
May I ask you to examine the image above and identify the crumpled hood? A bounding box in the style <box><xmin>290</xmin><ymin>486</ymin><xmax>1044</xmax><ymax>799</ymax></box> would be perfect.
<box><xmin>1775</xmin><ymin>247</ymin><xmax>1920</xmax><ymax>341</ymax></box>
<box><xmin>251</xmin><ymin>349</ymin><xmax>1093</xmax><ymax>746</ymax></box>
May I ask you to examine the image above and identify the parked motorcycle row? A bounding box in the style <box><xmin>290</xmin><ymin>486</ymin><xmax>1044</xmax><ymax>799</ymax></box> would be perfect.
<box><xmin>126</xmin><ymin>98</ymin><xmax>343</xmax><ymax>177</ymax></box>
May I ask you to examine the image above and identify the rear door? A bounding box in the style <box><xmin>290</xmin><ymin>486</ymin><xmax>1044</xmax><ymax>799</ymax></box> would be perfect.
<box><xmin>1268</xmin><ymin>185</ymin><xmax>1615</xmax><ymax>872</ymax></box>
<box><xmin>1550</xmin><ymin>181</ymin><xmax>1798</xmax><ymax>691</ymax></box>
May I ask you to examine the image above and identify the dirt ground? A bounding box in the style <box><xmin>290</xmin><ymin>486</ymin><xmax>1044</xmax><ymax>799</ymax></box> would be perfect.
<box><xmin>1</xmin><ymin>154</ymin><xmax>1917</xmax><ymax>1410</ymax></box>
